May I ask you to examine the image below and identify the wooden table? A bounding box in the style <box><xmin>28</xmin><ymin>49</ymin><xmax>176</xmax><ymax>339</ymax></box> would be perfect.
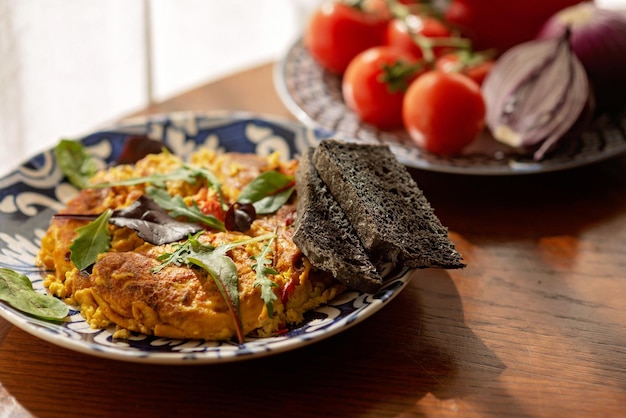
<box><xmin>1</xmin><ymin>62</ymin><xmax>625</xmax><ymax>417</ymax></box>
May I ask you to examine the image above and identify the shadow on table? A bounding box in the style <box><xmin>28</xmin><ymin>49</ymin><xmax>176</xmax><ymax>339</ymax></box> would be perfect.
<box><xmin>0</xmin><ymin>270</ymin><xmax>526</xmax><ymax>418</ymax></box>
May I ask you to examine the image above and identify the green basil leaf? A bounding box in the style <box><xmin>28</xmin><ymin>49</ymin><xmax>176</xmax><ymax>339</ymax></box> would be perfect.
<box><xmin>54</xmin><ymin>139</ymin><xmax>98</xmax><ymax>189</ymax></box>
<box><xmin>69</xmin><ymin>209</ymin><xmax>113</xmax><ymax>271</ymax></box>
<box><xmin>238</xmin><ymin>171</ymin><xmax>295</xmax><ymax>208</ymax></box>
<box><xmin>0</xmin><ymin>268</ymin><xmax>69</xmax><ymax>321</ymax></box>
<box><xmin>252</xmin><ymin>186</ymin><xmax>295</xmax><ymax>215</ymax></box>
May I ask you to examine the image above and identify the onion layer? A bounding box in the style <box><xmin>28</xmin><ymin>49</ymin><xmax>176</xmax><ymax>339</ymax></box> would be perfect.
<box><xmin>537</xmin><ymin>3</ymin><xmax>626</xmax><ymax>110</ymax></box>
<box><xmin>482</xmin><ymin>30</ymin><xmax>590</xmax><ymax>160</ymax></box>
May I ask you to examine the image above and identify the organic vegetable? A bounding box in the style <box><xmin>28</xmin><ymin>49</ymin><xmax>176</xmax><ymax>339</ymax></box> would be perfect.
<box><xmin>385</xmin><ymin>14</ymin><xmax>453</xmax><ymax>59</ymax></box>
<box><xmin>69</xmin><ymin>209</ymin><xmax>112</xmax><ymax>271</ymax></box>
<box><xmin>402</xmin><ymin>70</ymin><xmax>485</xmax><ymax>155</ymax></box>
<box><xmin>304</xmin><ymin>0</ymin><xmax>388</xmax><ymax>74</ymax></box>
<box><xmin>482</xmin><ymin>30</ymin><xmax>591</xmax><ymax>160</ymax></box>
<box><xmin>237</xmin><ymin>170</ymin><xmax>295</xmax><ymax>215</ymax></box>
<box><xmin>537</xmin><ymin>2</ymin><xmax>626</xmax><ymax>110</ymax></box>
<box><xmin>435</xmin><ymin>50</ymin><xmax>494</xmax><ymax>86</ymax></box>
<box><xmin>55</xmin><ymin>139</ymin><xmax>98</xmax><ymax>189</ymax></box>
<box><xmin>343</xmin><ymin>46</ymin><xmax>422</xmax><ymax>129</ymax></box>
<box><xmin>0</xmin><ymin>268</ymin><xmax>69</xmax><ymax>321</ymax></box>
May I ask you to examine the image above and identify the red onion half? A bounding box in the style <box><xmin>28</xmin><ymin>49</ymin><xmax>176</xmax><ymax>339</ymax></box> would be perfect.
<box><xmin>482</xmin><ymin>30</ymin><xmax>590</xmax><ymax>160</ymax></box>
<box><xmin>537</xmin><ymin>3</ymin><xmax>626</xmax><ymax>110</ymax></box>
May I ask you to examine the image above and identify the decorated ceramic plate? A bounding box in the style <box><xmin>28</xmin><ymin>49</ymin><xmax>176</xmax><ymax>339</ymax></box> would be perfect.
<box><xmin>274</xmin><ymin>38</ymin><xmax>626</xmax><ymax>175</ymax></box>
<box><xmin>0</xmin><ymin>111</ymin><xmax>413</xmax><ymax>364</ymax></box>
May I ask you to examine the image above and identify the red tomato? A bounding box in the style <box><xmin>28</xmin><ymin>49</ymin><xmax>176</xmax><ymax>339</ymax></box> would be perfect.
<box><xmin>343</xmin><ymin>46</ymin><xmax>421</xmax><ymax>130</ymax></box>
<box><xmin>444</xmin><ymin>0</ymin><xmax>585</xmax><ymax>53</ymax></box>
<box><xmin>435</xmin><ymin>52</ymin><xmax>494</xmax><ymax>86</ymax></box>
<box><xmin>386</xmin><ymin>15</ymin><xmax>453</xmax><ymax>60</ymax></box>
<box><xmin>402</xmin><ymin>71</ymin><xmax>485</xmax><ymax>155</ymax></box>
<box><xmin>304</xmin><ymin>1</ymin><xmax>388</xmax><ymax>74</ymax></box>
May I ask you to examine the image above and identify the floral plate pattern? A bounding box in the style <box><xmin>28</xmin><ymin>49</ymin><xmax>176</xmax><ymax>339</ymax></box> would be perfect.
<box><xmin>274</xmin><ymin>38</ymin><xmax>626</xmax><ymax>175</ymax></box>
<box><xmin>0</xmin><ymin>111</ymin><xmax>413</xmax><ymax>364</ymax></box>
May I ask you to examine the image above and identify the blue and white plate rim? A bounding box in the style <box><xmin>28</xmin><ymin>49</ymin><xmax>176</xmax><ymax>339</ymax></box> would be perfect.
<box><xmin>0</xmin><ymin>110</ymin><xmax>413</xmax><ymax>365</ymax></box>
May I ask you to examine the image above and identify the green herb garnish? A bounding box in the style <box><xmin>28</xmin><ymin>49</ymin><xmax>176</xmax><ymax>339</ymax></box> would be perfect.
<box><xmin>251</xmin><ymin>233</ymin><xmax>278</xmax><ymax>317</ymax></box>
<box><xmin>238</xmin><ymin>171</ymin><xmax>295</xmax><ymax>215</ymax></box>
<box><xmin>69</xmin><ymin>209</ymin><xmax>112</xmax><ymax>271</ymax></box>
<box><xmin>90</xmin><ymin>165</ymin><xmax>200</xmax><ymax>189</ymax></box>
<box><xmin>146</xmin><ymin>186</ymin><xmax>225</xmax><ymax>231</ymax></box>
<box><xmin>153</xmin><ymin>231</ymin><xmax>276</xmax><ymax>344</ymax></box>
<box><xmin>55</xmin><ymin>139</ymin><xmax>98</xmax><ymax>189</ymax></box>
<box><xmin>0</xmin><ymin>268</ymin><xmax>69</xmax><ymax>321</ymax></box>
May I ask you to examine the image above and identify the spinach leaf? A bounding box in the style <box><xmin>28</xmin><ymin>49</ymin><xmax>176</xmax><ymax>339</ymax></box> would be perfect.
<box><xmin>69</xmin><ymin>209</ymin><xmax>112</xmax><ymax>271</ymax></box>
<box><xmin>238</xmin><ymin>171</ymin><xmax>295</xmax><ymax>214</ymax></box>
<box><xmin>0</xmin><ymin>268</ymin><xmax>69</xmax><ymax>321</ymax></box>
<box><xmin>55</xmin><ymin>139</ymin><xmax>98</xmax><ymax>189</ymax></box>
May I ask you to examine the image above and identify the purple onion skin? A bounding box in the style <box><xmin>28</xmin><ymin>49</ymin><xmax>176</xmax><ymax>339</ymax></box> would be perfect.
<box><xmin>482</xmin><ymin>30</ymin><xmax>591</xmax><ymax>160</ymax></box>
<box><xmin>537</xmin><ymin>3</ymin><xmax>626</xmax><ymax>111</ymax></box>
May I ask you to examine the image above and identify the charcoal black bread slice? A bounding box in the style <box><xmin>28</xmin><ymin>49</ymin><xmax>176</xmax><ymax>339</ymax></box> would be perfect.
<box><xmin>293</xmin><ymin>148</ymin><xmax>383</xmax><ymax>293</ymax></box>
<box><xmin>312</xmin><ymin>139</ymin><xmax>464</xmax><ymax>270</ymax></box>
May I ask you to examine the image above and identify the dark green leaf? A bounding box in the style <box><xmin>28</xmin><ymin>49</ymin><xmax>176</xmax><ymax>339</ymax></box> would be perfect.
<box><xmin>251</xmin><ymin>234</ymin><xmax>278</xmax><ymax>317</ymax></box>
<box><xmin>69</xmin><ymin>209</ymin><xmax>112</xmax><ymax>271</ymax></box>
<box><xmin>0</xmin><ymin>268</ymin><xmax>69</xmax><ymax>321</ymax></box>
<box><xmin>90</xmin><ymin>166</ymin><xmax>198</xmax><ymax>189</ymax></box>
<box><xmin>146</xmin><ymin>186</ymin><xmax>225</xmax><ymax>231</ymax></box>
<box><xmin>238</xmin><ymin>171</ymin><xmax>295</xmax><ymax>212</ymax></box>
<box><xmin>252</xmin><ymin>186</ymin><xmax>295</xmax><ymax>215</ymax></box>
<box><xmin>54</xmin><ymin>139</ymin><xmax>98</xmax><ymax>189</ymax></box>
<box><xmin>187</xmin><ymin>248</ymin><xmax>244</xmax><ymax>344</ymax></box>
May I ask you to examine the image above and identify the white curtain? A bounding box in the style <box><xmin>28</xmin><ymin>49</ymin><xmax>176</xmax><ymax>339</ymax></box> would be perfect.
<box><xmin>0</xmin><ymin>0</ymin><xmax>319</xmax><ymax>177</ymax></box>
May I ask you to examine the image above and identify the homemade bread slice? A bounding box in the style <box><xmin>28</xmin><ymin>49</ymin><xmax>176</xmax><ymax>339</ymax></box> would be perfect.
<box><xmin>312</xmin><ymin>139</ymin><xmax>464</xmax><ymax>270</ymax></box>
<box><xmin>293</xmin><ymin>148</ymin><xmax>383</xmax><ymax>293</ymax></box>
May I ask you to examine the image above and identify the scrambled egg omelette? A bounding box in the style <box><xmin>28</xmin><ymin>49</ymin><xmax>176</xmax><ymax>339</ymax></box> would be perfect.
<box><xmin>37</xmin><ymin>148</ymin><xmax>345</xmax><ymax>342</ymax></box>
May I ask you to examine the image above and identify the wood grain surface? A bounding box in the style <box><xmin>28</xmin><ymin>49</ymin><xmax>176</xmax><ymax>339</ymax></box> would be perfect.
<box><xmin>1</xmin><ymin>63</ymin><xmax>625</xmax><ymax>418</ymax></box>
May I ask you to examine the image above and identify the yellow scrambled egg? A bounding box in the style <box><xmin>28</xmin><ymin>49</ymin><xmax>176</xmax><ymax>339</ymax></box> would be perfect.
<box><xmin>37</xmin><ymin>149</ymin><xmax>344</xmax><ymax>341</ymax></box>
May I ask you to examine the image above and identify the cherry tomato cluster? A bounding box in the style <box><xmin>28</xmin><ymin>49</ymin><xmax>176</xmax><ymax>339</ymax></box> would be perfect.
<box><xmin>304</xmin><ymin>0</ymin><xmax>495</xmax><ymax>156</ymax></box>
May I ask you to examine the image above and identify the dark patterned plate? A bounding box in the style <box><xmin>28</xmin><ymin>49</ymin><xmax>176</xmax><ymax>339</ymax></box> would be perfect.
<box><xmin>274</xmin><ymin>38</ymin><xmax>626</xmax><ymax>175</ymax></box>
<box><xmin>0</xmin><ymin>111</ymin><xmax>413</xmax><ymax>364</ymax></box>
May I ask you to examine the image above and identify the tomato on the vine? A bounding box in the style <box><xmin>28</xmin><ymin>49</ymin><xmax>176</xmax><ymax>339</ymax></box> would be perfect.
<box><xmin>343</xmin><ymin>46</ymin><xmax>422</xmax><ymax>130</ymax></box>
<box><xmin>402</xmin><ymin>70</ymin><xmax>485</xmax><ymax>155</ymax></box>
<box><xmin>385</xmin><ymin>14</ymin><xmax>453</xmax><ymax>60</ymax></box>
<box><xmin>304</xmin><ymin>1</ymin><xmax>389</xmax><ymax>74</ymax></box>
<box><xmin>435</xmin><ymin>51</ymin><xmax>494</xmax><ymax>86</ymax></box>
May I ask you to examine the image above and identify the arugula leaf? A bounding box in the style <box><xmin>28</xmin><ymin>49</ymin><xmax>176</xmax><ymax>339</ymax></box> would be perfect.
<box><xmin>146</xmin><ymin>186</ymin><xmax>225</xmax><ymax>231</ymax></box>
<box><xmin>0</xmin><ymin>268</ymin><xmax>69</xmax><ymax>321</ymax></box>
<box><xmin>251</xmin><ymin>234</ymin><xmax>278</xmax><ymax>317</ymax></box>
<box><xmin>153</xmin><ymin>232</ymin><xmax>275</xmax><ymax>344</ymax></box>
<box><xmin>69</xmin><ymin>209</ymin><xmax>112</xmax><ymax>271</ymax></box>
<box><xmin>151</xmin><ymin>231</ymin><xmax>210</xmax><ymax>273</ymax></box>
<box><xmin>90</xmin><ymin>166</ymin><xmax>198</xmax><ymax>189</ymax></box>
<box><xmin>238</xmin><ymin>171</ymin><xmax>295</xmax><ymax>214</ymax></box>
<box><xmin>55</xmin><ymin>139</ymin><xmax>98</xmax><ymax>189</ymax></box>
